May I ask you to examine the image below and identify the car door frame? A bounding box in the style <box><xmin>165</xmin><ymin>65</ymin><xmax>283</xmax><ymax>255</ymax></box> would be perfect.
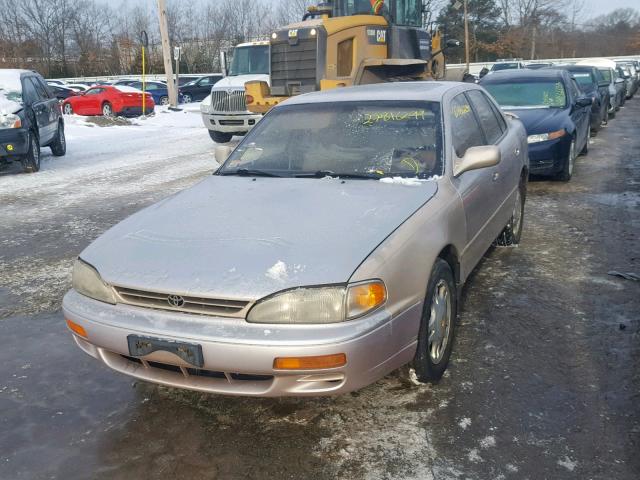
<box><xmin>445</xmin><ymin>87</ymin><xmax>507</xmax><ymax>278</ymax></box>
<box><xmin>33</xmin><ymin>75</ymin><xmax>61</xmax><ymax>143</ymax></box>
<box><xmin>566</xmin><ymin>75</ymin><xmax>589</xmax><ymax>150</ymax></box>
<box><xmin>21</xmin><ymin>75</ymin><xmax>51</xmax><ymax>144</ymax></box>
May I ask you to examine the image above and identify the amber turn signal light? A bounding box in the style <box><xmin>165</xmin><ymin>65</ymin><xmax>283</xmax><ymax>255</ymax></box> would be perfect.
<box><xmin>273</xmin><ymin>353</ymin><xmax>347</xmax><ymax>370</ymax></box>
<box><xmin>65</xmin><ymin>318</ymin><xmax>88</xmax><ymax>338</ymax></box>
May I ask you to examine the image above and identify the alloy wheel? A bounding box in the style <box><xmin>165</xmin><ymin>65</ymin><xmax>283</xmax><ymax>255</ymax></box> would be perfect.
<box><xmin>428</xmin><ymin>280</ymin><xmax>452</xmax><ymax>364</ymax></box>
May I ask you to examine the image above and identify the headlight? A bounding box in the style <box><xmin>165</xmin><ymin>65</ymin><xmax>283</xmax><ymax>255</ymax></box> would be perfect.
<box><xmin>246</xmin><ymin>280</ymin><xmax>387</xmax><ymax>324</ymax></box>
<box><xmin>72</xmin><ymin>258</ymin><xmax>116</xmax><ymax>304</ymax></box>
<box><xmin>0</xmin><ymin>114</ymin><xmax>21</xmax><ymax>129</ymax></box>
<box><xmin>527</xmin><ymin>129</ymin><xmax>565</xmax><ymax>144</ymax></box>
<box><xmin>200</xmin><ymin>94</ymin><xmax>212</xmax><ymax>113</ymax></box>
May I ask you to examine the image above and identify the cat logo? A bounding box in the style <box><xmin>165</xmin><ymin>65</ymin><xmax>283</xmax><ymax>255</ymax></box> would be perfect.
<box><xmin>288</xmin><ymin>29</ymin><xmax>298</xmax><ymax>38</ymax></box>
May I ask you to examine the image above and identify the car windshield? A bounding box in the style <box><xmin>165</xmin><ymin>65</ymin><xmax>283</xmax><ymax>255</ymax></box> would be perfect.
<box><xmin>0</xmin><ymin>78</ymin><xmax>22</xmax><ymax>104</ymax></box>
<box><xmin>492</xmin><ymin>63</ymin><xmax>519</xmax><ymax>71</ymax></box>
<box><xmin>570</xmin><ymin>72</ymin><xmax>595</xmax><ymax>92</ymax></box>
<box><xmin>484</xmin><ymin>80</ymin><xmax>567</xmax><ymax>108</ymax></box>
<box><xmin>220</xmin><ymin>101</ymin><xmax>443</xmax><ymax>179</ymax></box>
<box><xmin>229</xmin><ymin>46</ymin><xmax>269</xmax><ymax>76</ymax></box>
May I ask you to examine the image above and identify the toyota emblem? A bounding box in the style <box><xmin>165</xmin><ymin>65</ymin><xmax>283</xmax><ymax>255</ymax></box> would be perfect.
<box><xmin>167</xmin><ymin>294</ymin><xmax>185</xmax><ymax>308</ymax></box>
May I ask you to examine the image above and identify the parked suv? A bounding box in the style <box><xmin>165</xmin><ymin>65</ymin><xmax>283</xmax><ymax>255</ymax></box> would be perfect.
<box><xmin>0</xmin><ymin>69</ymin><xmax>66</xmax><ymax>173</ymax></box>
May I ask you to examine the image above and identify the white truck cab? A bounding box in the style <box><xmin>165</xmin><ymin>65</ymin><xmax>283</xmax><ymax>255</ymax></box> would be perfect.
<box><xmin>200</xmin><ymin>41</ymin><xmax>270</xmax><ymax>143</ymax></box>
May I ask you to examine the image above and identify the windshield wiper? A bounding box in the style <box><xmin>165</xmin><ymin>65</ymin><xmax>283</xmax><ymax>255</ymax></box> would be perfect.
<box><xmin>295</xmin><ymin>170</ymin><xmax>383</xmax><ymax>179</ymax></box>
<box><xmin>220</xmin><ymin>168</ymin><xmax>282</xmax><ymax>177</ymax></box>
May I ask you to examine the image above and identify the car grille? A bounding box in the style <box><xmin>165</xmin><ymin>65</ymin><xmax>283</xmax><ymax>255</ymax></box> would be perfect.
<box><xmin>114</xmin><ymin>286</ymin><xmax>250</xmax><ymax>318</ymax></box>
<box><xmin>210</xmin><ymin>89</ymin><xmax>248</xmax><ymax>113</ymax></box>
<box><xmin>271</xmin><ymin>37</ymin><xmax>318</xmax><ymax>96</ymax></box>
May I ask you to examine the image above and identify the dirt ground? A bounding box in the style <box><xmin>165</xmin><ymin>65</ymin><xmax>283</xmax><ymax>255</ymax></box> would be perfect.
<box><xmin>0</xmin><ymin>101</ymin><xmax>638</xmax><ymax>480</ymax></box>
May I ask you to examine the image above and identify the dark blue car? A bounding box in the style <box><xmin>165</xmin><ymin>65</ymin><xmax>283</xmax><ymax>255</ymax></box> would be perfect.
<box><xmin>128</xmin><ymin>81</ymin><xmax>183</xmax><ymax>106</ymax></box>
<box><xmin>481</xmin><ymin>70</ymin><xmax>592</xmax><ymax>181</ymax></box>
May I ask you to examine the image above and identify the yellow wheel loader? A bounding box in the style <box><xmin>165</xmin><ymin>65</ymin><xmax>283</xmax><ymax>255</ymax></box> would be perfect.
<box><xmin>246</xmin><ymin>0</ymin><xmax>461</xmax><ymax>114</ymax></box>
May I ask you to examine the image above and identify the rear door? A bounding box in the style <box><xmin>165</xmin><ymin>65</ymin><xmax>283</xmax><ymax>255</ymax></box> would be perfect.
<box><xmin>22</xmin><ymin>76</ymin><xmax>53</xmax><ymax>144</ymax></box>
<box><xmin>83</xmin><ymin>88</ymin><xmax>105</xmax><ymax>114</ymax></box>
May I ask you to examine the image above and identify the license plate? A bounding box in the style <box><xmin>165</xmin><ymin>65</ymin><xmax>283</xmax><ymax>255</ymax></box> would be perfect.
<box><xmin>127</xmin><ymin>335</ymin><xmax>204</xmax><ymax>368</ymax></box>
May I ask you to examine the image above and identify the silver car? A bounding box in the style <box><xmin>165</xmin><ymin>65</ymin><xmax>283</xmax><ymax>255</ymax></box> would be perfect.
<box><xmin>63</xmin><ymin>82</ymin><xmax>528</xmax><ymax>396</ymax></box>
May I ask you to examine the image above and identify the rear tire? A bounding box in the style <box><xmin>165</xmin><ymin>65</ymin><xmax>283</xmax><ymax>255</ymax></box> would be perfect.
<box><xmin>160</xmin><ymin>96</ymin><xmax>169</xmax><ymax>106</ymax></box>
<box><xmin>556</xmin><ymin>137</ymin><xmax>576</xmax><ymax>182</ymax></box>
<box><xmin>208</xmin><ymin>130</ymin><xmax>233</xmax><ymax>143</ymax></box>
<box><xmin>63</xmin><ymin>103</ymin><xmax>73</xmax><ymax>115</ymax></box>
<box><xmin>22</xmin><ymin>131</ymin><xmax>41</xmax><ymax>173</ymax></box>
<box><xmin>102</xmin><ymin>102</ymin><xmax>113</xmax><ymax>117</ymax></box>
<box><xmin>50</xmin><ymin>122</ymin><xmax>66</xmax><ymax>157</ymax></box>
<box><xmin>182</xmin><ymin>94</ymin><xmax>192</xmax><ymax>103</ymax></box>
<box><xmin>495</xmin><ymin>179</ymin><xmax>525</xmax><ymax>246</ymax></box>
<box><xmin>408</xmin><ymin>259</ymin><xmax>457</xmax><ymax>384</ymax></box>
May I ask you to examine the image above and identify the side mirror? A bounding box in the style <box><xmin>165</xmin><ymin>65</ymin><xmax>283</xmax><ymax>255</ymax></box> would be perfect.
<box><xmin>214</xmin><ymin>145</ymin><xmax>234</xmax><ymax>165</ymax></box>
<box><xmin>454</xmin><ymin>145</ymin><xmax>501</xmax><ymax>177</ymax></box>
<box><xmin>575</xmin><ymin>96</ymin><xmax>593</xmax><ymax>107</ymax></box>
<box><xmin>615</xmin><ymin>78</ymin><xmax>625</xmax><ymax>84</ymax></box>
<box><xmin>446</xmin><ymin>39</ymin><xmax>462</xmax><ymax>48</ymax></box>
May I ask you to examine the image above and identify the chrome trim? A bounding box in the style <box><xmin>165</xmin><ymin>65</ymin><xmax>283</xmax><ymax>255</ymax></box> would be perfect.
<box><xmin>210</xmin><ymin>89</ymin><xmax>248</xmax><ymax>113</ymax></box>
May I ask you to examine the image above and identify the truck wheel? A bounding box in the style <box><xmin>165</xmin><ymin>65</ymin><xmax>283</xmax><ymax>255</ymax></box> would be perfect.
<box><xmin>22</xmin><ymin>131</ymin><xmax>41</xmax><ymax>173</ymax></box>
<box><xmin>50</xmin><ymin>122</ymin><xmax>66</xmax><ymax>157</ymax></box>
<box><xmin>208</xmin><ymin>130</ymin><xmax>233</xmax><ymax>143</ymax></box>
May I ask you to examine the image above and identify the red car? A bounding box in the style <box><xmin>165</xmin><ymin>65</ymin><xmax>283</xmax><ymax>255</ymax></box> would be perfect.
<box><xmin>62</xmin><ymin>85</ymin><xmax>155</xmax><ymax>117</ymax></box>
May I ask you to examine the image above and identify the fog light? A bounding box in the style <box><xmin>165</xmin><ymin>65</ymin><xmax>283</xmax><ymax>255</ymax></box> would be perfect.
<box><xmin>66</xmin><ymin>318</ymin><xmax>88</xmax><ymax>338</ymax></box>
<box><xmin>273</xmin><ymin>353</ymin><xmax>346</xmax><ymax>370</ymax></box>
<box><xmin>246</xmin><ymin>94</ymin><xmax>254</xmax><ymax>104</ymax></box>
<box><xmin>6</xmin><ymin>144</ymin><xmax>13</xmax><ymax>151</ymax></box>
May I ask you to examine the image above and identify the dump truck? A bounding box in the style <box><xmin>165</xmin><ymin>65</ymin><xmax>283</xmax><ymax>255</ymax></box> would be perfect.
<box><xmin>246</xmin><ymin>0</ymin><xmax>460</xmax><ymax>114</ymax></box>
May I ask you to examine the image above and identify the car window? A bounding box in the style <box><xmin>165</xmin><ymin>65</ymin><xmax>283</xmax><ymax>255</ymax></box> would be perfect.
<box><xmin>569</xmin><ymin>78</ymin><xmax>581</xmax><ymax>99</ymax></box>
<box><xmin>146</xmin><ymin>83</ymin><xmax>159</xmax><ymax>90</ymax></box>
<box><xmin>487</xmin><ymin>97</ymin><xmax>507</xmax><ymax>132</ymax></box>
<box><xmin>466</xmin><ymin>90</ymin><xmax>503</xmax><ymax>144</ymax></box>
<box><xmin>34</xmin><ymin>76</ymin><xmax>53</xmax><ymax>99</ymax></box>
<box><xmin>85</xmin><ymin>88</ymin><xmax>104</xmax><ymax>96</ymax></box>
<box><xmin>450</xmin><ymin>93</ymin><xmax>485</xmax><ymax>158</ymax></box>
<box><xmin>198</xmin><ymin>77</ymin><xmax>214</xmax><ymax>86</ymax></box>
<box><xmin>22</xmin><ymin>78</ymin><xmax>39</xmax><ymax>104</ymax></box>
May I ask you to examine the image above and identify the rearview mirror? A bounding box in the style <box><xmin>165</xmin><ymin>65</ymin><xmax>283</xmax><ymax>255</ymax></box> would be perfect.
<box><xmin>575</xmin><ymin>96</ymin><xmax>593</xmax><ymax>107</ymax></box>
<box><xmin>214</xmin><ymin>145</ymin><xmax>234</xmax><ymax>165</ymax></box>
<box><xmin>454</xmin><ymin>145</ymin><xmax>501</xmax><ymax>177</ymax></box>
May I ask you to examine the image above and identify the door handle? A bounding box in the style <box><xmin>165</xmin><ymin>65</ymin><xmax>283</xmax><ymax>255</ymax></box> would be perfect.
<box><xmin>492</xmin><ymin>172</ymin><xmax>500</xmax><ymax>181</ymax></box>
<box><xmin>514</xmin><ymin>148</ymin><xmax>520</xmax><ymax>156</ymax></box>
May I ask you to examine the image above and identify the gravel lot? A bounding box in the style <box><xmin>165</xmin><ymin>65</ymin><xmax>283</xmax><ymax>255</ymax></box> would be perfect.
<box><xmin>0</xmin><ymin>101</ymin><xmax>638</xmax><ymax>480</ymax></box>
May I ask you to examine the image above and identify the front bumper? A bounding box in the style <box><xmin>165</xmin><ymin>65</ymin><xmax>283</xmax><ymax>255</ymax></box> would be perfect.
<box><xmin>62</xmin><ymin>290</ymin><xmax>420</xmax><ymax>397</ymax></box>
<box><xmin>201</xmin><ymin>111</ymin><xmax>262</xmax><ymax>134</ymax></box>
<box><xmin>0</xmin><ymin>128</ymin><xmax>29</xmax><ymax>159</ymax></box>
<box><xmin>527</xmin><ymin>135</ymin><xmax>571</xmax><ymax>175</ymax></box>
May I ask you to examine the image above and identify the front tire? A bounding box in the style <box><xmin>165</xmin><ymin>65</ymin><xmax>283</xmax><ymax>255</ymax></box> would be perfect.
<box><xmin>63</xmin><ymin>103</ymin><xmax>73</xmax><ymax>115</ymax></box>
<box><xmin>182</xmin><ymin>94</ymin><xmax>192</xmax><ymax>103</ymax></box>
<box><xmin>495</xmin><ymin>179</ymin><xmax>525</xmax><ymax>246</ymax></box>
<box><xmin>580</xmin><ymin>126</ymin><xmax>590</xmax><ymax>155</ymax></box>
<box><xmin>22</xmin><ymin>131</ymin><xmax>41</xmax><ymax>173</ymax></box>
<box><xmin>160</xmin><ymin>96</ymin><xmax>169</xmax><ymax>106</ymax></box>
<box><xmin>208</xmin><ymin>130</ymin><xmax>233</xmax><ymax>143</ymax></box>
<box><xmin>409</xmin><ymin>259</ymin><xmax>457</xmax><ymax>383</ymax></box>
<box><xmin>50</xmin><ymin>122</ymin><xmax>66</xmax><ymax>157</ymax></box>
<box><xmin>556</xmin><ymin>137</ymin><xmax>576</xmax><ymax>182</ymax></box>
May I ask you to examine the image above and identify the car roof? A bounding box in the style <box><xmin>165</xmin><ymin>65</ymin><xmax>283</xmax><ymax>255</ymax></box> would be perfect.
<box><xmin>481</xmin><ymin>69</ymin><xmax>566</xmax><ymax>82</ymax></box>
<box><xmin>548</xmin><ymin>65</ymin><xmax>594</xmax><ymax>72</ymax></box>
<box><xmin>281</xmin><ymin>82</ymin><xmax>472</xmax><ymax>106</ymax></box>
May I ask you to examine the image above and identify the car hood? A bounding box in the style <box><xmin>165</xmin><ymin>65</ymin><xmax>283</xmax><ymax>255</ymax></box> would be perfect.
<box><xmin>213</xmin><ymin>74</ymin><xmax>270</xmax><ymax>89</ymax></box>
<box><xmin>0</xmin><ymin>94</ymin><xmax>21</xmax><ymax>115</ymax></box>
<box><xmin>81</xmin><ymin>176</ymin><xmax>438</xmax><ymax>300</ymax></box>
<box><xmin>503</xmin><ymin>107</ymin><xmax>568</xmax><ymax>135</ymax></box>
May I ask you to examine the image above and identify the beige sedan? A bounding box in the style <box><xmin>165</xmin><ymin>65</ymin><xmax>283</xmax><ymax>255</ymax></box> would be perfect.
<box><xmin>63</xmin><ymin>82</ymin><xmax>528</xmax><ymax>396</ymax></box>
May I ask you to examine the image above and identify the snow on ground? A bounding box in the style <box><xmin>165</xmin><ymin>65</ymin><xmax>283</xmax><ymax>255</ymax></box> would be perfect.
<box><xmin>1</xmin><ymin>105</ymin><xmax>219</xmax><ymax>227</ymax></box>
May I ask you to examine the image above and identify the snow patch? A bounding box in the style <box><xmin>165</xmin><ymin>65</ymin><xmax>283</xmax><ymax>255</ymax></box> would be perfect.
<box><xmin>458</xmin><ymin>417</ymin><xmax>471</xmax><ymax>430</ymax></box>
<box><xmin>557</xmin><ymin>456</ymin><xmax>577</xmax><ymax>471</ymax></box>
<box><xmin>468</xmin><ymin>448</ymin><xmax>483</xmax><ymax>463</ymax></box>
<box><xmin>480</xmin><ymin>435</ymin><xmax>496</xmax><ymax>448</ymax></box>
<box><xmin>265</xmin><ymin>261</ymin><xmax>288</xmax><ymax>281</ymax></box>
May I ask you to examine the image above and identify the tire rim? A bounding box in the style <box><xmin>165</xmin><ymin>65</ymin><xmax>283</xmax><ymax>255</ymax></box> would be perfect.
<box><xmin>103</xmin><ymin>104</ymin><xmax>112</xmax><ymax>116</ymax></box>
<box><xmin>511</xmin><ymin>187</ymin><xmax>522</xmax><ymax>235</ymax></box>
<box><xmin>568</xmin><ymin>140</ymin><xmax>575</xmax><ymax>176</ymax></box>
<box><xmin>161</xmin><ymin>97</ymin><xmax>169</xmax><ymax>105</ymax></box>
<box><xmin>428</xmin><ymin>280</ymin><xmax>451</xmax><ymax>364</ymax></box>
<box><xmin>184</xmin><ymin>95</ymin><xmax>192</xmax><ymax>103</ymax></box>
<box><xmin>32</xmin><ymin>135</ymin><xmax>39</xmax><ymax>167</ymax></box>
<box><xmin>64</xmin><ymin>104</ymin><xmax>72</xmax><ymax>114</ymax></box>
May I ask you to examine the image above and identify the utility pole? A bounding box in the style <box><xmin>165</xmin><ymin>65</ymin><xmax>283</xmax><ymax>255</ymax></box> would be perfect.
<box><xmin>464</xmin><ymin>0</ymin><xmax>470</xmax><ymax>71</ymax></box>
<box><xmin>157</xmin><ymin>0</ymin><xmax>177</xmax><ymax>107</ymax></box>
